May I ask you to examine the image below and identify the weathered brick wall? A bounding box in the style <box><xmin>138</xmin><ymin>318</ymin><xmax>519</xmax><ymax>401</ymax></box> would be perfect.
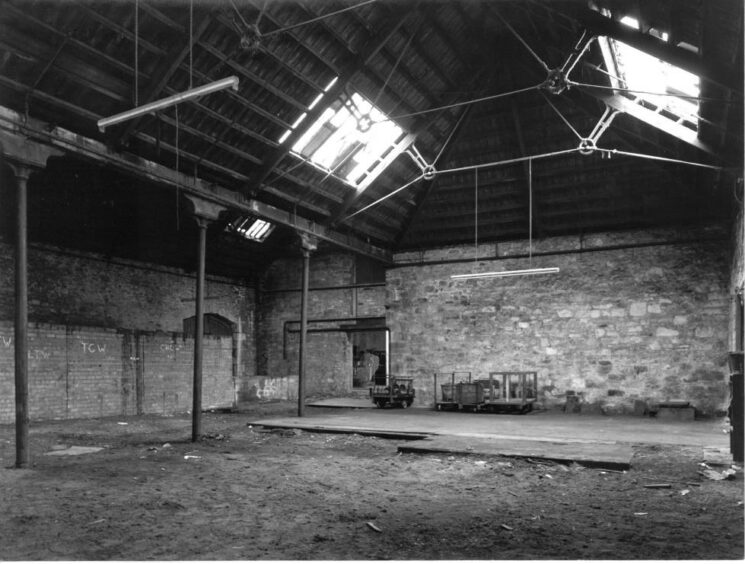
<box><xmin>389</xmin><ymin>226</ymin><xmax>731</xmax><ymax>416</ymax></box>
<box><xmin>0</xmin><ymin>240</ymin><xmax>256</xmax><ymax>384</ymax></box>
<box><xmin>0</xmin><ymin>321</ymin><xmax>235</xmax><ymax>423</ymax></box>
<box><xmin>257</xmin><ymin>252</ymin><xmax>386</xmax><ymax>398</ymax></box>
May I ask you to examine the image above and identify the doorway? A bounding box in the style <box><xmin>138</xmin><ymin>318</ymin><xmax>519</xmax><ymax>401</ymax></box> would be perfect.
<box><xmin>351</xmin><ymin>330</ymin><xmax>387</xmax><ymax>388</ymax></box>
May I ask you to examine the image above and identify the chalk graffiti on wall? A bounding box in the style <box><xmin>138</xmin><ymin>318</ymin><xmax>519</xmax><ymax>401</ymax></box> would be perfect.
<box><xmin>1</xmin><ymin>336</ymin><xmax>49</xmax><ymax>359</ymax></box>
<box><xmin>81</xmin><ymin>342</ymin><xmax>107</xmax><ymax>353</ymax></box>
<box><xmin>256</xmin><ymin>378</ymin><xmax>280</xmax><ymax>399</ymax></box>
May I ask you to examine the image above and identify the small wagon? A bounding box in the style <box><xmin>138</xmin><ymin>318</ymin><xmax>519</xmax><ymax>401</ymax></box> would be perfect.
<box><xmin>370</xmin><ymin>377</ymin><xmax>415</xmax><ymax>408</ymax></box>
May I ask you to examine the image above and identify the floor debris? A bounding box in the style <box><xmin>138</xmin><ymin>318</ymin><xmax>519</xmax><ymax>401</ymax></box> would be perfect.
<box><xmin>44</xmin><ymin>446</ymin><xmax>104</xmax><ymax>456</ymax></box>
<box><xmin>366</xmin><ymin>522</ymin><xmax>382</xmax><ymax>533</ymax></box>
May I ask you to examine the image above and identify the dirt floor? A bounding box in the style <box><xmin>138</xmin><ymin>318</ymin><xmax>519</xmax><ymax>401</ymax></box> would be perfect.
<box><xmin>0</xmin><ymin>402</ymin><xmax>743</xmax><ymax>560</ymax></box>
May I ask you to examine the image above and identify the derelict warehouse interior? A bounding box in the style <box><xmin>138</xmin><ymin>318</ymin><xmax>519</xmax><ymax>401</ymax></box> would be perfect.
<box><xmin>0</xmin><ymin>0</ymin><xmax>743</xmax><ymax>560</ymax></box>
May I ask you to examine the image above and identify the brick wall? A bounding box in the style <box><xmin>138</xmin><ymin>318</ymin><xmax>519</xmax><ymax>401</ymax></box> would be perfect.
<box><xmin>389</xmin><ymin>225</ymin><xmax>731</xmax><ymax>416</ymax></box>
<box><xmin>257</xmin><ymin>253</ymin><xmax>386</xmax><ymax>398</ymax></box>
<box><xmin>0</xmin><ymin>240</ymin><xmax>256</xmax><ymax>383</ymax></box>
<box><xmin>0</xmin><ymin>240</ymin><xmax>254</xmax><ymax>422</ymax></box>
<box><xmin>0</xmin><ymin>321</ymin><xmax>235</xmax><ymax>423</ymax></box>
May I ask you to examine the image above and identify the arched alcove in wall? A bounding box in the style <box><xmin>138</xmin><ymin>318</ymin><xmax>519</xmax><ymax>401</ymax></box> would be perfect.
<box><xmin>182</xmin><ymin>313</ymin><xmax>236</xmax><ymax>338</ymax></box>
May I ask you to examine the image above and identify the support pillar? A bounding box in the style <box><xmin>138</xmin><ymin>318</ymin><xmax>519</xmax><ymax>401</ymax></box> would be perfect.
<box><xmin>298</xmin><ymin>234</ymin><xmax>318</xmax><ymax>417</ymax></box>
<box><xmin>183</xmin><ymin>195</ymin><xmax>226</xmax><ymax>442</ymax></box>
<box><xmin>192</xmin><ymin>217</ymin><xmax>207</xmax><ymax>441</ymax></box>
<box><xmin>13</xmin><ymin>166</ymin><xmax>31</xmax><ymax>468</ymax></box>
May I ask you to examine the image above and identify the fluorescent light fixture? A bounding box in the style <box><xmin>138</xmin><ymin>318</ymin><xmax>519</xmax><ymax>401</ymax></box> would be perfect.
<box><xmin>97</xmin><ymin>76</ymin><xmax>239</xmax><ymax>131</ymax></box>
<box><xmin>451</xmin><ymin>267</ymin><xmax>560</xmax><ymax>280</ymax></box>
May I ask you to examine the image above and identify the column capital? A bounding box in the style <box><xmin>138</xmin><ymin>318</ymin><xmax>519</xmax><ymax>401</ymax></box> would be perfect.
<box><xmin>1</xmin><ymin>131</ymin><xmax>63</xmax><ymax>175</ymax></box>
<box><xmin>298</xmin><ymin>232</ymin><xmax>319</xmax><ymax>254</ymax></box>
<box><xmin>184</xmin><ymin>194</ymin><xmax>227</xmax><ymax>223</ymax></box>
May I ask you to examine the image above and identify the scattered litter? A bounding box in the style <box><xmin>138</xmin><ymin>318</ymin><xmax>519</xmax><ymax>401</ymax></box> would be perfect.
<box><xmin>116</xmin><ymin>422</ymin><xmax>128</xmax><ymax>426</ymax></box>
<box><xmin>162</xmin><ymin>443</ymin><xmax>172</xmax><ymax>449</ymax></box>
<box><xmin>184</xmin><ymin>455</ymin><xmax>202</xmax><ymax>460</ymax></box>
<box><xmin>496</xmin><ymin>462</ymin><xmax>513</xmax><ymax>468</ymax></box>
<box><xmin>601</xmin><ymin>469</ymin><xmax>625</xmax><ymax>474</ymax></box>
<box><xmin>366</xmin><ymin>522</ymin><xmax>382</xmax><ymax>533</ymax></box>
<box><xmin>87</xmin><ymin>518</ymin><xmax>106</xmax><ymax>525</ymax></box>
<box><xmin>643</xmin><ymin>483</ymin><xmax>671</xmax><ymax>489</ymax></box>
<box><xmin>447</xmin><ymin>456</ymin><xmax>455</xmax><ymax>461</ymax></box>
<box><xmin>474</xmin><ymin>460</ymin><xmax>486</xmax><ymax>466</ymax></box>
<box><xmin>147</xmin><ymin>446</ymin><xmax>158</xmax><ymax>452</ymax></box>
<box><xmin>700</xmin><ymin>468</ymin><xmax>736</xmax><ymax>481</ymax></box>
<box><xmin>544</xmin><ymin>474</ymin><xmax>553</xmax><ymax>480</ymax></box>
<box><xmin>466</xmin><ymin>446</ymin><xmax>474</xmax><ymax>451</ymax></box>
<box><xmin>680</xmin><ymin>489</ymin><xmax>690</xmax><ymax>496</ymax></box>
<box><xmin>507</xmin><ymin>491</ymin><xmax>519</xmax><ymax>497</ymax></box>
<box><xmin>633</xmin><ymin>512</ymin><xmax>648</xmax><ymax>516</ymax></box>
<box><xmin>204</xmin><ymin>433</ymin><xmax>226</xmax><ymax>441</ymax></box>
<box><xmin>500</xmin><ymin>524</ymin><xmax>514</xmax><ymax>531</ymax></box>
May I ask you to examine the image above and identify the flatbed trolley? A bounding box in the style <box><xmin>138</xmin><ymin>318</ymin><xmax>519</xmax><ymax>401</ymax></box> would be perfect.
<box><xmin>481</xmin><ymin>371</ymin><xmax>538</xmax><ymax>413</ymax></box>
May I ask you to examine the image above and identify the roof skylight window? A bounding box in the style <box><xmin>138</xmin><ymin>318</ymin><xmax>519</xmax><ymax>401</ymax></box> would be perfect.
<box><xmin>287</xmin><ymin>91</ymin><xmax>414</xmax><ymax>190</ymax></box>
<box><xmin>598</xmin><ymin>15</ymin><xmax>700</xmax><ymax>131</ymax></box>
<box><xmin>278</xmin><ymin>76</ymin><xmax>338</xmax><ymax>144</ymax></box>
<box><xmin>230</xmin><ymin>217</ymin><xmax>275</xmax><ymax>242</ymax></box>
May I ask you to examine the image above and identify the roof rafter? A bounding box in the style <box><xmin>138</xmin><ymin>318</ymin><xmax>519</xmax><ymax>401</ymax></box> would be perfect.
<box><xmin>242</xmin><ymin>5</ymin><xmax>415</xmax><ymax>197</ymax></box>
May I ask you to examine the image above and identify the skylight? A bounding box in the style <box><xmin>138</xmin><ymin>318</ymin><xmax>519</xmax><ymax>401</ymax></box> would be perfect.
<box><xmin>598</xmin><ymin>15</ymin><xmax>700</xmax><ymax>131</ymax></box>
<box><xmin>278</xmin><ymin>76</ymin><xmax>338</xmax><ymax>145</ymax></box>
<box><xmin>230</xmin><ymin>218</ymin><xmax>274</xmax><ymax>242</ymax></box>
<box><xmin>284</xmin><ymin>90</ymin><xmax>413</xmax><ymax>190</ymax></box>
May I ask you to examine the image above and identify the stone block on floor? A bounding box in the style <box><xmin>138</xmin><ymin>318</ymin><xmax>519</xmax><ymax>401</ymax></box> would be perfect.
<box><xmin>656</xmin><ymin>406</ymin><xmax>695</xmax><ymax>421</ymax></box>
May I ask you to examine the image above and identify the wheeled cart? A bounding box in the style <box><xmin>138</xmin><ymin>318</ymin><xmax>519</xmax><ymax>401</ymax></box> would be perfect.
<box><xmin>370</xmin><ymin>376</ymin><xmax>415</xmax><ymax>408</ymax></box>
<box><xmin>434</xmin><ymin>371</ymin><xmax>472</xmax><ymax>411</ymax></box>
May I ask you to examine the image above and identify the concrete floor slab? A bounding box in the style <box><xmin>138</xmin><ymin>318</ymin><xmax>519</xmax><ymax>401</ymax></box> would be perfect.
<box><xmin>397</xmin><ymin>435</ymin><xmax>634</xmax><ymax>470</ymax></box>
<box><xmin>249</xmin><ymin>408</ymin><xmax>730</xmax><ymax>448</ymax></box>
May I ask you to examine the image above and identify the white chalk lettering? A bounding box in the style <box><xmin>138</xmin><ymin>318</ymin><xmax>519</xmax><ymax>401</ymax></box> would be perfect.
<box><xmin>28</xmin><ymin>349</ymin><xmax>50</xmax><ymax>360</ymax></box>
<box><xmin>81</xmin><ymin>342</ymin><xmax>106</xmax><ymax>353</ymax></box>
<box><xmin>1</xmin><ymin>336</ymin><xmax>11</xmax><ymax>347</ymax></box>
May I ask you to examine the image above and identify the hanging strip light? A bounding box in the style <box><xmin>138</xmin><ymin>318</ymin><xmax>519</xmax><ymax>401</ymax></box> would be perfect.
<box><xmin>451</xmin><ymin>267</ymin><xmax>559</xmax><ymax>280</ymax></box>
<box><xmin>451</xmin><ymin>157</ymin><xmax>559</xmax><ymax>281</ymax></box>
<box><xmin>97</xmin><ymin>76</ymin><xmax>239</xmax><ymax>131</ymax></box>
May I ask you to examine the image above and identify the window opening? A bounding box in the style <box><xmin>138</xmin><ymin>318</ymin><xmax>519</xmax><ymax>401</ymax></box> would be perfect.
<box><xmin>597</xmin><ymin>14</ymin><xmax>700</xmax><ymax>132</ymax></box>
<box><xmin>228</xmin><ymin>217</ymin><xmax>275</xmax><ymax>242</ymax></box>
<box><xmin>286</xmin><ymin>89</ymin><xmax>412</xmax><ymax>190</ymax></box>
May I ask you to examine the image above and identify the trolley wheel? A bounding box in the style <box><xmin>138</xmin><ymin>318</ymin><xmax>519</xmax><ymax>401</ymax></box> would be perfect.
<box><xmin>399</xmin><ymin>399</ymin><xmax>409</xmax><ymax>409</ymax></box>
<box><xmin>375</xmin><ymin>399</ymin><xmax>386</xmax><ymax>409</ymax></box>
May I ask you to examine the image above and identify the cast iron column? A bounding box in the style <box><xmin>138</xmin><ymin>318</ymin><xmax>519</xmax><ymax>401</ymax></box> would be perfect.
<box><xmin>192</xmin><ymin>217</ymin><xmax>207</xmax><ymax>441</ymax></box>
<box><xmin>297</xmin><ymin>234</ymin><xmax>318</xmax><ymax>417</ymax></box>
<box><xmin>14</xmin><ymin>166</ymin><xmax>30</xmax><ymax>468</ymax></box>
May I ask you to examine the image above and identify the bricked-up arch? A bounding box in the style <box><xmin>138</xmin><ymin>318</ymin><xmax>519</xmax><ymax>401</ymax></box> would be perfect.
<box><xmin>183</xmin><ymin>314</ymin><xmax>235</xmax><ymax>338</ymax></box>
